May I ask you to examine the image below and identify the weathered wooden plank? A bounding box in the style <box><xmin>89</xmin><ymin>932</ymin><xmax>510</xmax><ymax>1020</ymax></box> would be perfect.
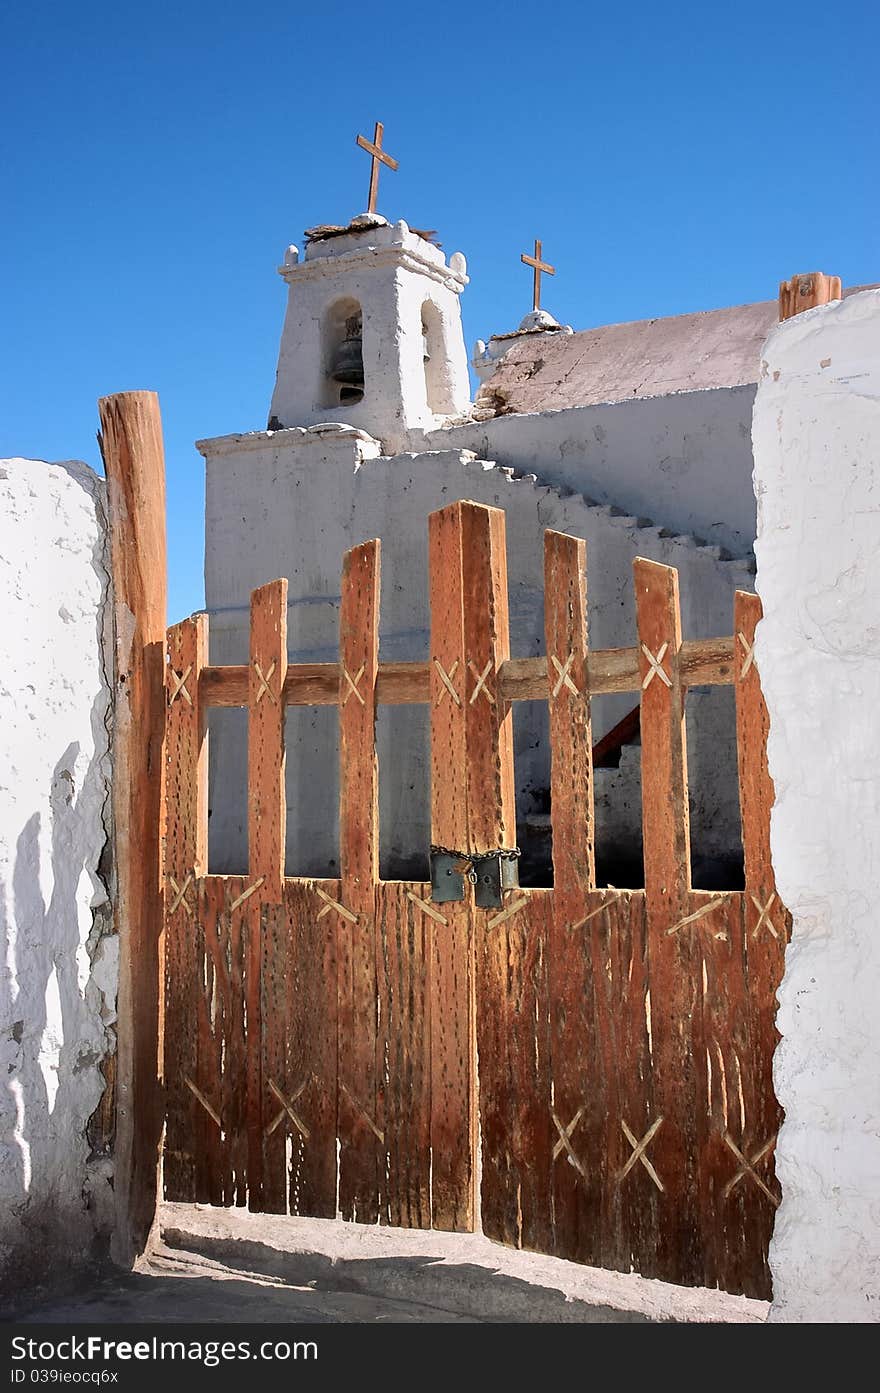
<box><xmin>99</xmin><ymin>390</ymin><xmax>167</xmax><ymax>1264</ymax></box>
<box><xmin>198</xmin><ymin>636</ymin><xmax>737</xmax><ymax>710</ymax></box>
<box><xmin>214</xmin><ymin>876</ymin><xmax>248</xmax><ymax>1206</ymax></box>
<box><xmin>427</xmin><ymin>502</ymin><xmax>475</xmax><ymax>1229</ymax></box>
<box><xmin>248</xmin><ymin>580</ymin><xmax>289</xmax><ymax>901</ymax></box>
<box><xmin>245</xmin><ymin>578</ymin><xmax>288</xmax><ymax>1209</ymax></box>
<box><xmin>542</xmin><ymin>531</ymin><xmax>601</xmax><ymax>1265</ymax></box>
<box><xmin>197</xmin><ymin>876</ymin><xmax>247</xmax><ymax>1207</ymax></box>
<box><xmin>163</xmin><ymin>614</ymin><xmax>207</xmax><ymax>1203</ymax></box>
<box><xmin>634</xmin><ymin>557</ymin><xmax>703</xmax><ymax>1287</ymax></box>
<box><xmin>605</xmin><ymin>891</ymin><xmax>656</xmax><ymax>1279</ymax></box>
<box><xmin>287</xmin><ymin>880</ymin><xmax>339</xmax><ymax>1219</ymax></box>
<box><xmin>458</xmin><ymin>504</ymin><xmax>521</xmax><ymax>1242</ymax></box>
<box><xmin>337</xmin><ymin>540</ymin><xmax>381</xmax><ymax>1224</ymax></box>
<box><xmin>477</xmin><ymin>891</ymin><xmax>552</xmax><ymax>1253</ymax></box>
<box><xmin>544</xmin><ymin>529</ymin><xmax>594</xmax><ymax>895</ymax></box>
<box><xmin>259</xmin><ymin>900</ymin><xmax>288</xmax><ymax>1215</ymax></box>
<box><xmin>377</xmin><ymin>883</ymin><xmax>432</xmax><ymax>1228</ymax></box>
<box><xmin>699</xmin><ymin>891</ymin><xmax>754</xmax><ymax>1296</ymax></box>
<box><xmin>734</xmin><ymin>590</ymin><xmax>786</xmax><ymax>1298</ymax></box>
<box><xmin>462</xmin><ymin>503</ymin><xmax>517</xmax><ymax>852</ymax></box>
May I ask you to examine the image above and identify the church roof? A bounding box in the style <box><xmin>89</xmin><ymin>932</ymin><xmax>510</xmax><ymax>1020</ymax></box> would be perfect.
<box><xmin>478</xmin><ymin>287</ymin><xmax>875</xmax><ymax>415</ymax></box>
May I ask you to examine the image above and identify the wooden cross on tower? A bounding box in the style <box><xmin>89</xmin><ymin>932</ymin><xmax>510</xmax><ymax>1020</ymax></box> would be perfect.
<box><xmin>521</xmin><ymin>238</ymin><xmax>555</xmax><ymax>312</ymax></box>
<box><xmin>356</xmin><ymin>121</ymin><xmax>399</xmax><ymax>215</ymax></box>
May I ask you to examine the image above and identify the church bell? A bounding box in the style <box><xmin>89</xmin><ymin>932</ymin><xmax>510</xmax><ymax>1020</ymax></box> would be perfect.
<box><xmin>330</xmin><ymin>314</ymin><xmax>364</xmax><ymax>392</ymax></box>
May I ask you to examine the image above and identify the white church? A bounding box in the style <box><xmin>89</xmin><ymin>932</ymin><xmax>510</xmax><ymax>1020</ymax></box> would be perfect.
<box><xmin>196</xmin><ymin>148</ymin><xmax>839</xmax><ymax>888</ymax></box>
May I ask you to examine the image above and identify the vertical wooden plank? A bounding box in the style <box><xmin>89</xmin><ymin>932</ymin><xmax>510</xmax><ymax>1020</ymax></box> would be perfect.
<box><xmin>544</xmin><ymin>530</ymin><xmax>594</xmax><ymax>894</ymax></box>
<box><xmin>460</xmin><ymin>503</ymin><xmax>522</xmax><ymax>1240</ymax></box>
<box><xmin>429</xmin><ymin>502</ymin><xmax>468</xmax><ymax>853</ymax></box>
<box><xmin>163</xmin><ymin>614</ymin><xmax>207</xmax><ymax>1204</ymax></box>
<box><xmin>427</xmin><ymin>502</ymin><xmax>475</xmax><ymax>1230</ymax></box>
<box><xmin>337</xmin><ymin>540</ymin><xmax>381</xmax><ymax>1224</ymax></box>
<box><xmin>476</xmin><ymin>891</ymin><xmax>552</xmax><ymax>1253</ymax></box>
<box><xmin>377</xmin><ymin>882</ymin><xmax>432</xmax><ymax>1228</ymax></box>
<box><xmin>461</xmin><ymin>503</ymin><xmax>516</xmax><ymax>852</ymax></box>
<box><xmin>202</xmin><ymin>876</ymin><xmax>247</xmax><ymax>1206</ymax></box>
<box><xmin>247</xmin><ymin>578</ymin><xmax>288</xmax><ymax>1209</ymax></box>
<box><xmin>249</xmin><ymin>580</ymin><xmax>289</xmax><ymax>902</ymax></box>
<box><xmin>634</xmin><ymin>557</ymin><xmax>704</xmax><ymax>1287</ymax></box>
<box><xmin>636</xmin><ymin>558</ymin><xmax>691</xmax><ymax>907</ymax></box>
<box><xmin>260</xmin><ymin>879</ymin><xmax>339</xmax><ymax>1221</ymax></box>
<box><xmin>99</xmin><ymin>390</ymin><xmax>167</xmax><ymax>1265</ymax></box>
<box><xmin>733</xmin><ymin>590</ymin><xmax>786</xmax><ymax>1297</ymax></box>
<box><xmin>542</xmin><ymin>530</ymin><xmax>602</xmax><ymax>1265</ymax></box>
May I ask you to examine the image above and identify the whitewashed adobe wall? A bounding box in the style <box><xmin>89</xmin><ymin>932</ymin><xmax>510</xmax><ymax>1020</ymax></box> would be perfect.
<box><xmin>0</xmin><ymin>458</ymin><xmax>114</xmax><ymax>1299</ymax></box>
<box><xmin>200</xmin><ymin>427</ymin><xmax>752</xmax><ymax>885</ymax></box>
<box><xmin>418</xmin><ymin>385</ymin><xmax>758</xmax><ymax>559</ymax></box>
<box><xmin>753</xmin><ymin>290</ymin><xmax>880</xmax><ymax>1322</ymax></box>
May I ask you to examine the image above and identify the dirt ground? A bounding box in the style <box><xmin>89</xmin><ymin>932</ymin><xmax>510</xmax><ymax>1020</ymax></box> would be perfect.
<box><xmin>8</xmin><ymin>1203</ymin><xmax>768</xmax><ymax>1324</ymax></box>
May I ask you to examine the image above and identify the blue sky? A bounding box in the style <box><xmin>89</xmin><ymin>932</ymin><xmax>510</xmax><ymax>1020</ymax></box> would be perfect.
<box><xmin>1</xmin><ymin>0</ymin><xmax>875</xmax><ymax>622</ymax></box>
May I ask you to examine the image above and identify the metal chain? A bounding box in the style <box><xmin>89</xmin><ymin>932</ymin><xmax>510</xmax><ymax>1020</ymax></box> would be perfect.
<box><xmin>430</xmin><ymin>844</ymin><xmax>521</xmax><ymax>862</ymax></box>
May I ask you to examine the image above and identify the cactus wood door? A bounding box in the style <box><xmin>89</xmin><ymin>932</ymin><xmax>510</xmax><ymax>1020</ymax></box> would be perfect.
<box><xmin>162</xmin><ymin>500</ymin><xmax>786</xmax><ymax>1299</ymax></box>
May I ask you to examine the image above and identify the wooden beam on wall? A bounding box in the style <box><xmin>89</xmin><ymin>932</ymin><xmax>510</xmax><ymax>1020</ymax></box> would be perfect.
<box><xmin>778</xmin><ymin>272</ymin><xmax>842</xmax><ymax>322</ymax></box>
<box><xmin>98</xmin><ymin>390</ymin><xmax>168</xmax><ymax>1268</ymax></box>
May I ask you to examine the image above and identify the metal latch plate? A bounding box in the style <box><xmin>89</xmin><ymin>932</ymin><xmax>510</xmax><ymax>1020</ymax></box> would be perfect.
<box><xmin>430</xmin><ymin>850</ymin><xmax>466</xmax><ymax>903</ymax></box>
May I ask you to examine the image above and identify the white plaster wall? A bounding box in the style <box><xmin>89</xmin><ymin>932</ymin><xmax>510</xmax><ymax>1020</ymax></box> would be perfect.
<box><xmin>417</xmin><ymin>385</ymin><xmax>758</xmax><ymax>558</ymax></box>
<box><xmin>200</xmin><ymin>429</ymin><xmax>752</xmax><ymax>886</ymax></box>
<box><xmin>753</xmin><ymin>290</ymin><xmax>880</xmax><ymax>1322</ymax></box>
<box><xmin>0</xmin><ymin>458</ymin><xmax>114</xmax><ymax>1297</ymax></box>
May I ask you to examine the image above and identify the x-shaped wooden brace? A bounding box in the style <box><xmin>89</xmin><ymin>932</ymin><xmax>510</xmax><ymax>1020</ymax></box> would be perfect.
<box><xmin>341</xmin><ymin>662</ymin><xmax>366</xmax><ymax>707</ymax></box>
<box><xmin>550</xmin><ymin>652</ymin><xmax>579</xmax><ymax>700</ymax></box>
<box><xmin>315</xmin><ymin>885</ymin><xmax>358</xmax><ymax>925</ymax></box>
<box><xmin>619</xmin><ymin>1116</ymin><xmax>665</xmax><ymax>1192</ymax></box>
<box><xmin>184</xmin><ymin>1074</ymin><xmax>222</xmax><ymax>1131</ymax></box>
<box><xmin>640</xmin><ymin>641</ymin><xmax>672</xmax><ymax>691</ymax></box>
<box><xmin>406</xmin><ymin>891</ymin><xmax>448</xmax><ymax>927</ymax></box>
<box><xmin>468</xmin><ymin>659</ymin><xmax>496</xmax><ymax>706</ymax></box>
<box><xmin>168</xmin><ymin>871</ymin><xmax>196</xmax><ymax>918</ymax></box>
<box><xmin>487</xmin><ymin>894</ymin><xmax>530</xmax><ymax>930</ymax></box>
<box><xmin>667</xmin><ymin>896</ymin><xmax>728</xmax><ymax>940</ymax></box>
<box><xmin>750</xmin><ymin>892</ymin><xmax>779</xmax><ymax>940</ymax></box>
<box><xmin>266</xmin><ymin>1076</ymin><xmax>311</xmax><ymax>1141</ymax></box>
<box><xmin>229</xmin><ymin>877</ymin><xmax>265</xmax><ymax>912</ymax></box>
<box><xmin>552</xmin><ymin>1105</ymin><xmax>588</xmax><ymax>1179</ymax></box>
<box><xmin>433</xmin><ymin>658</ymin><xmax>461</xmax><ymax>707</ymax></box>
<box><xmin>722</xmin><ymin>1132</ymin><xmax>779</xmax><ymax>1207</ymax></box>
<box><xmin>168</xmin><ymin>663</ymin><xmax>194</xmax><ymax>708</ymax></box>
<box><xmin>253</xmin><ymin>658</ymin><xmax>279</xmax><ymax>705</ymax></box>
<box><xmin>737</xmin><ymin>630</ymin><xmax>756</xmax><ymax>680</ymax></box>
<box><xmin>340</xmin><ymin>1082</ymin><xmax>384</xmax><ymax>1143</ymax></box>
<box><xmin>572</xmin><ymin>887</ymin><xmax>623</xmax><ymax>931</ymax></box>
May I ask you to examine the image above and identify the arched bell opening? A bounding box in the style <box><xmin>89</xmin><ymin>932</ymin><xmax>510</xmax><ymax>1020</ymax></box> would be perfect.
<box><xmin>322</xmin><ymin>297</ymin><xmax>365</xmax><ymax>408</ymax></box>
<box><xmin>421</xmin><ymin>299</ymin><xmax>454</xmax><ymax>415</ymax></box>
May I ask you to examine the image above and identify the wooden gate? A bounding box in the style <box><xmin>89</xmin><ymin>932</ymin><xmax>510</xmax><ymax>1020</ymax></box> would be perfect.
<box><xmin>162</xmin><ymin>500</ymin><xmax>787</xmax><ymax>1298</ymax></box>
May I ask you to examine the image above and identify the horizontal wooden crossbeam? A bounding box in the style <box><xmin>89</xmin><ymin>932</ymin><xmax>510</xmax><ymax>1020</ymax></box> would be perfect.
<box><xmin>198</xmin><ymin>635</ymin><xmax>736</xmax><ymax>709</ymax></box>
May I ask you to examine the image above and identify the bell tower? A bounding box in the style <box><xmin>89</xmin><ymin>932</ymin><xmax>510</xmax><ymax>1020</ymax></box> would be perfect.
<box><xmin>268</xmin><ymin>213</ymin><xmax>471</xmax><ymax>451</ymax></box>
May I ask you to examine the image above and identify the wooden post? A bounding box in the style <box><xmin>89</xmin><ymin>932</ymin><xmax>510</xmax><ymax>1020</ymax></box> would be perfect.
<box><xmin>246</xmin><ymin>578</ymin><xmax>288</xmax><ymax>1209</ymax></box>
<box><xmin>778</xmin><ymin>272</ymin><xmax>842</xmax><ymax>321</ymax></box>
<box><xmin>733</xmin><ymin>589</ymin><xmax>786</xmax><ymax>1292</ymax></box>
<box><xmin>634</xmin><ymin>556</ymin><xmax>703</xmax><ymax>1286</ymax></box>
<box><xmin>337</xmin><ymin>539</ymin><xmax>381</xmax><ymax>1223</ymax></box>
<box><xmin>544</xmin><ymin>530</ymin><xmax>594</xmax><ymax>895</ymax></box>
<box><xmin>163</xmin><ymin>614</ymin><xmax>208</xmax><ymax>1203</ymax></box>
<box><xmin>98</xmin><ymin>391</ymin><xmax>167</xmax><ymax>1267</ymax></box>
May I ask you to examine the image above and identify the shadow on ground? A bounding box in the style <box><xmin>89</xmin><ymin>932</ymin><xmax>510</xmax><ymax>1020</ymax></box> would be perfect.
<box><xmin>8</xmin><ymin>1231</ymin><xmax>652</xmax><ymax>1324</ymax></box>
